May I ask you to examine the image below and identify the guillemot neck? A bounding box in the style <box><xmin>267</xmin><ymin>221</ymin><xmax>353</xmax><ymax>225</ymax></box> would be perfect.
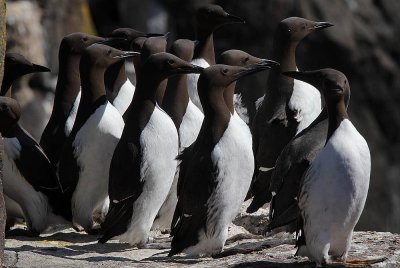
<box><xmin>80</xmin><ymin>68</ymin><xmax>107</xmax><ymax>105</ymax></box>
<box><xmin>201</xmin><ymin>88</ymin><xmax>231</xmax><ymax>144</ymax></box>
<box><xmin>123</xmin><ymin>76</ymin><xmax>159</xmax><ymax>127</ymax></box>
<box><xmin>194</xmin><ymin>30</ymin><xmax>215</xmax><ymax>64</ymax></box>
<box><xmin>326</xmin><ymin>99</ymin><xmax>348</xmax><ymax>142</ymax></box>
<box><xmin>155</xmin><ymin>79</ymin><xmax>168</xmax><ymax>106</ymax></box>
<box><xmin>162</xmin><ymin>74</ymin><xmax>189</xmax><ymax>129</ymax></box>
<box><xmin>105</xmin><ymin>61</ymin><xmax>128</xmax><ymax>102</ymax></box>
<box><xmin>0</xmin><ymin>77</ymin><xmax>14</xmax><ymax>97</ymax></box>
<box><xmin>53</xmin><ymin>55</ymin><xmax>81</xmax><ymax>118</ymax></box>
<box><xmin>265</xmin><ymin>36</ymin><xmax>297</xmax><ymax>96</ymax></box>
<box><xmin>224</xmin><ymin>81</ymin><xmax>237</xmax><ymax>114</ymax></box>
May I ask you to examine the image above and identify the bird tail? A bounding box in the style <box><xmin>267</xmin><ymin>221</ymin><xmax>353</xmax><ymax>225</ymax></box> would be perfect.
<box><xmin>98</xmin><ymin>200</ymin><xmax>133</xmax><ymax>244</ymax></box>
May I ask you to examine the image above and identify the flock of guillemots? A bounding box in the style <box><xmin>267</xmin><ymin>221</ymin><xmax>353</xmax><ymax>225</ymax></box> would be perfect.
<box><xmin>0</xmin><ymin>4</ymin><xmax>375</xmax><ymax>267</ymax></box>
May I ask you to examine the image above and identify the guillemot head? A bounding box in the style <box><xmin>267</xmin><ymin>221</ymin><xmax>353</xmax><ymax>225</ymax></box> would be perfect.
<box><xmin>101</xmin><ymin>28</ymin><xmax>164</xmax><ymax>51</ymax></box>
<box><xmin>81</xmin><ymin>43</ymin><xmax>140</xmax><ymax>70</ymax></box>
<box><xmin>143</xmin><ymin>52</ymin><xmax>203</xmax><ymax>79</ymax></box>
<box><xmin>196</xmin><ymin>4</ymin><xmax>245</xmax><ymax>32</ymax></box>
<box><xmin>0</xmin><ymin>96</ymin><xmax>21</xmax><ymax>135</ymax></box>
<box><xmin>283</xmin><ymin>68</ymin><xmax>350</xmax><ymax>106</ymax></box>
<box><xmin>219</xmin><ymin>49</ymin><xmax>278</xmax><ymax>68</ymax></box>
<box><xmin>169</xmin><ymin>39</ymin><xmax>197</xmax><ymax>62</ymax></box>
<box><xmin>199</xmin><ymin>61</ymin><xmax>279</xmax><ymax>89</ymax></box>
<box><xmin>277</xmin><ymin>17</ymin><xmax>333</xmax><ymax>43</ymax></box>
<box><xmin>1</xmin><ymin>53</ymin><xmax>51</xmax><ymax>96</ymax></box>
<box><xmin>140</xmin><ymin>34</ymin><xmax>169</xmax><ymax>62</ymax></box>
<box><xmin>61</xmin><ymin>32</ymin><xmax>105</xmax><ymax>56</ymax></box>
<box><xmin>4</xmin><ymin>53</ymin><xmax>50</xmax><ymax>76</ymax></box>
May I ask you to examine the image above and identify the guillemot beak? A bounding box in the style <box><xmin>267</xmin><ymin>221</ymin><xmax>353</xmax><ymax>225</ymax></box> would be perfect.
<box><xmin>113</xmin><ymin>51</ymin><xmax>141</xmax><ymax>59</ymax></box>
<box><xmin>32</xmin><ymin>64</ymin><xmax>51</xmax><ymax>73</ymax></box>
<box><xmin>163</xmin><ymin>32</ymin><xmax>171</xmax><ymax>40</ymax></box>
<box><xmin>146</xmin><ymin>33</ymin><xmax>164</xmax><ymax>37</ymax></box>
<box><xmin>175</xmin><ymin>64</ymin><xmax>204</xmax><ymax>74</ymax></box>
<box><xmin>237</xmin><ymin>60</ymin><xmax>278</xmax><ymax>78</ymax></box>
<box><xmin>258</xmin><ymin>59</ymin><xmax>279</xmax><ymax>68</ymax></box>
<box><xmin>314</xmin><ymin>21</ymin><xmax>334</xmax><ymax>30</ymax></box>
<box><xmin>98</xmin><ymin>37</ymin><xmax>129</xmax><ymax>46</ymax></box>
<box><xmin>226</xmin><ymin>13</ymin><xmax>246</xmax><ymax>24</ymax></box>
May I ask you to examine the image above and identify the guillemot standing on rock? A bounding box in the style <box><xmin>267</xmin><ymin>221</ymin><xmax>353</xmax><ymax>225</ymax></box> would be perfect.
<box><xmin>99</xmin><ymin>53</ymin><xmax>203</xmax><ymax>246</ymax></box>
<box><xmin>188</xmin><ymin>4</ymin><xmax>245</xmax><ymax>112</ymax></box>
<box><xmin>0</xmin><ymin>54</ymin><xmax>71</xmax><ymax>236</ymax></box>
<box><xmin>103</xmin><ymin>28</ymin><xmax>163</xmax><ymax>115</ymax></box>
<box><xmin>247</xmin><ymin>17</ymin><xmax>333</xmax><ymax>213</ymax></box>
<box><xmin>169</xmin><ymin>61</ymin><xmax>277</xmax><ymax>257</ymax></box>
<box><xmin>40</xmin><ymin>33</ymin><xmax>104</xmax><ymax>169</ymax></box>
<box><xmin>283</xmin><ymin>69</ymin><xmax>372</xmax><ymax>266</ymax></box>
<box><xmin>267</xmin><ymin>69</ymin><xmax>350</xmax><ymax>234</ymax></box>
<box><xmin>153</xmin><ymin>39</ymin><xmax>202</xmax><ymax>231</ymax></box>
<box><xmin>58</xmin><ymin>44</ymin><xmax>139</xmax><ymax>232</ymax></box>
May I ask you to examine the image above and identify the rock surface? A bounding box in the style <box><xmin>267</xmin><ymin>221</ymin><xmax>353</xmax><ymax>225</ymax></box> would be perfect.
<box><xmin>3</xmin><ymin>201</ymin><xmax>399</xmax><ymax>267</ymax></box>
<box><xmin>4</xmin><ymin>229</ymin><xmax>399</xmax><ymax>267</ymax></box>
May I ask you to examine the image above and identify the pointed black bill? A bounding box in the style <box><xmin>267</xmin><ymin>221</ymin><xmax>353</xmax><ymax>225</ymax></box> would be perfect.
<box><xmin>314</xmin><ymin>22</ymin><xmax>334</xmax><ymax>30</ymax></box>
<box><xmin>98</xmin><ymin>37</ymin><xmax>129</xmax><ymax>47</ymax></box>
<box><xmin>226</xmin><ymin>13</ymin><xmax>246</xmax><ymax>24</ymax></box>
<box><xmin>238</xmin><ymin>59</ymin><xmax>279</xmax><ymax>78</ymax></box>
<box><xmin>32</xmin><ymin>64</ymin><xmax>50</xmax><ymax>73</ymax></box>
<box><xmin>113</xmin><ymin>51</ymin><xmax>141</xmax><ymax>59</ymax></box>
<box><xmin>146</xmin><ymin>33</ymin><xmax>165</xmax><ymax>37</ymax></box>
<box><xmin>163</xmin><ymin>32</ymin><xmax>171</xmax><ymax>40</ymax></box>
<box><xmin>174</xmin><ymin>64</ymin><xmax>204</xmax><ymax>75</ymax></box>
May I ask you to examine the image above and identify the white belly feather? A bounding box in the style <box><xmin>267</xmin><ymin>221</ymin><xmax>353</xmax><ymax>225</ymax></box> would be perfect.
<box><xmin>289</xmin><ymin>78</ymin><xmax>322</xmax><ymax>135</ymax></box>
<box><xmin>71</xmin><ymin>102</ymin><xmax>124</xmax><ymax>230</ymax></box>
<box><xmin>112</xmin><ymin>79</ymin><xmax>135</xmax><ymax>115</ymax></box>
<box><xmin>152</xmin><ymin>99</ymin><xmax>203</xmax><ymax>230</ymax></box>
<box><xmin>65</xmin><ymin>90</ymin><xmax>81</xmax><ymax>136</ymax></box>
<box><xmin>118</xmin><ymin>105</ymin><xmax>178</xmax><ymax>245</ymax></box>
<box><xmin>187</xmin><ymin>58</ymin><xmax>209</xmax><ymax>113</ymax></box>
<box><xmin>298</xmin><ymin>119</ymin><xmax>370</xmax><ymax>264</ymax></box>
<box><xmin>185</xmin><ymin>116</ymin><xmax>254</xmax><ymax>255</ymax></box>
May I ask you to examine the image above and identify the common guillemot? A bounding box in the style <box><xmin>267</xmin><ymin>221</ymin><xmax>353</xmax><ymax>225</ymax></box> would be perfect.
<box><xmin>248</xmin><ymin>17</ymin><xmax>333</xmax><ymax>213</ymax></box>
<box><xmin>170</xmin><ymin>61</ymin><xmax>276</xmax><ymax>257</ymax></box>
<box><xmin>99</xmin><ymin>52</ymin><xmax>203</xmax><ymax>247</ymax></box>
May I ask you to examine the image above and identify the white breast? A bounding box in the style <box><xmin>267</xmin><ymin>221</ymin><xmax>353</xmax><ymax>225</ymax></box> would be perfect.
<box><xmin>152</xmin><ymin>99</ymin><xmax>203</xmax><ymax>230</ymax></box>
<box><xmin>112</xmin><ymin>79</ymin><xmax>135</xmax><ymax>115</ymax></box>
<box><xmin>71</xmin><ymin>102</ymin><xmax>124</xmax><ymax>230</ymax></box>
<box><xmin>255</xmin><ymin>95</ymin><xmax>265</xmax><ymax>111</ymax></box>
<box><xmin>298</xmin><ymin>119</ymin><xmax>370</xmax><ymax>264</ymax></box>
<box><xmin>65</xmin><ymin>89</ymin><xmax>81</xmax><ymax>136</ymax></box>
<box><xmin>179</xmin><ymin>99</ymin><xmax>204</xmax><ymax>148</ymax></box>
<box><xmin>117</xmin><ymin>105</ymin><xmax>179</xmax><ymax>245</ymax></box>
<box><xmin>289</xmin><ymin>78</ymin><xmax>321</xmax><ymax>135</ymax></box>
<box><xmin>185</xmin><ymin>117</ymin><xmax>254</xmax><ymax>255</ymax></box>
<box><xmin>187</xmin><ymin>58</ymin><xmax>210</xmax><ymax>113</ymax></box>
<box><xmin>233</xmin><ymin>93</ymin><xmax>249</xmax><ymax>124</ymax></box>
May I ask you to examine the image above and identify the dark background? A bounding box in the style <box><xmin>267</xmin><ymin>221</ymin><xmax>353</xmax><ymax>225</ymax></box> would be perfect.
<box><xmin>5</xmin><ymin>0</ymin><xmax>400</xmax><ymax>232</ymax></box>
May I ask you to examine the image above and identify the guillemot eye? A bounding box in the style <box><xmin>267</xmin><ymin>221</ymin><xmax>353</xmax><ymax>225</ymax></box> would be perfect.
<box><xmin>222</xmin><ymin>68</ymin><xmax>228</xmax><ymax>75</ymax></box>
<box><xmin>82</xmin><ymin>37</ymin><xmax>88</xmax><ymax>42</ymax></box>
<box><xmin>167</xmin><ymin>59</ymin><xmax>175</xmax><ymax>65</ymax></box>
